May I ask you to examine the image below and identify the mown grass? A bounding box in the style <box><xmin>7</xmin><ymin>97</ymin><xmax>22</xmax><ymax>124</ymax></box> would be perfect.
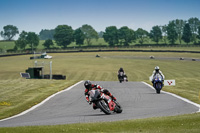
<box><xmin>0</xmin><ymin>52</ymin><xmax>200</xmax><ymax>132</ymax></box>
<box><xmin>1</xmin><ymin>39</ymin><xmax>200</xmax><ymax>52</ymax></box>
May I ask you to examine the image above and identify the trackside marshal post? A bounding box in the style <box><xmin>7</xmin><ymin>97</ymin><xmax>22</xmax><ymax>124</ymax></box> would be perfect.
<box><xmin>164</xmin><ymin>80</ymin><xmax>176</xmax><ymax>86</ymax></box>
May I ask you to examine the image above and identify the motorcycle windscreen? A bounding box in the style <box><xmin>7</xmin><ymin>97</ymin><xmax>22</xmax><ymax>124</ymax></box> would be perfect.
<box><xmin>89</xmin><ymin>90</ymin><xmax>100</xmax><ymax>101</ymax></box>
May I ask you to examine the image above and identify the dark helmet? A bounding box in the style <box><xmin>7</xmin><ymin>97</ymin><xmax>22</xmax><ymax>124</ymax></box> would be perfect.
<box><xmin>119</xmin><ymin>67</ymin><xmax>123</xmax><ymax>71</ymax></box>
<box><xmin>155</xmin><ymin>66</ymin><xmax>159</xmax><ymax>72</ymax></box>
<box><xmin>84</xmin><ymin>80</ymin><xmax>92</xmax><ymax>89</ymax></box>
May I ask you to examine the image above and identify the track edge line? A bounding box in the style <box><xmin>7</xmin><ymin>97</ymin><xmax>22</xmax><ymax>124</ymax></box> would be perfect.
<box><xmin>142</xmin><ymin>81</ymin><xmax>200</xmax><ymax>113</ymax></box>
<box><xmin>0</xmin><ymin>80</ymin><xmax>84</xmax><ymax>122</ymax></box>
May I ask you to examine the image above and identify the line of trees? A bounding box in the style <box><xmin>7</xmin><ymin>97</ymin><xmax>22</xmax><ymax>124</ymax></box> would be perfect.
<box><xmin>14</xmin><ymin>31</ymin><xmax>39</xmax><ymax>52</ymax></box>
<box><xmin>103</xmin><ymin>17</ymin><xmax>200</xmax><ymax>46</ymax></box>
<box><xmin>1</xmin><ymin>17</ymin><xmax>200</xmax><ymax>51</ymax></box>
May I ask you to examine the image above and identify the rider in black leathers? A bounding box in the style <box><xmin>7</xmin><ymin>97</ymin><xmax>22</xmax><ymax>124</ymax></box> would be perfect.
<box><xmin>84</xmin><ymin>80</ymin><xmax>116</xmax><ymax>109</ymax></box>
<box><xmin>118</xmin><ymin>67</ymin><xmax>128</xmax><ymax>81</ymax></box>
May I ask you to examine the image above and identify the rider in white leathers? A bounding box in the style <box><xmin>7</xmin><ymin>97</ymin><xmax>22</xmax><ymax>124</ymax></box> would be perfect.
<box><xmin>151</xmin><ymin>66</ymin><xmax>165</xmax><ymax>83</ymax></box>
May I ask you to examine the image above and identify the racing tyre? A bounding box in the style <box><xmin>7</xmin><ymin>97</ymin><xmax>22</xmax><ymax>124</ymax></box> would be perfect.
<box><xmin>156</xmin><ymin>89</ymin><xmax>160</xmax><ymax>94</ymax></box>
<box><xmin>97</xmin><ymin>100</ymin><xmax>111</xmax><ymax>115</ymax></box>
<box><xmin>114</xmin><ymin>101</ymin><xmax>123</xmax><ymax>113</ymax></box>
<box><xmin>156</xmin><ymin>83</ymin><xmax>161</xmax><ymax>94</ymax></box>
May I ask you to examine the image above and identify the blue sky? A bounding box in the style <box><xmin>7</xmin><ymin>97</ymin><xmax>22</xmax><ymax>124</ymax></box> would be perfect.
<box><xmin>0</xmin><ymin>0</ymin><xmax>200</xmax><ymax>39</ymax></box>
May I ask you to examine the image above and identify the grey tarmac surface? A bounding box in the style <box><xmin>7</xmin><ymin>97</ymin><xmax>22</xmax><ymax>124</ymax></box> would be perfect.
<box><xmin>0</xmin><ymin>81</ymin><xmax>199</xmax><ymax>127</ymax></box>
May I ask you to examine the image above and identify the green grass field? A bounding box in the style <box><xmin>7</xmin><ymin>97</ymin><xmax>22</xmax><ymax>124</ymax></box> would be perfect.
<box><xmin>0</xmin><ymin>51</ymin><xmax>200</xmax><ymax>132</ymax></box>
<box><xmin>1</xmin><ymin>39</ymin><xmax>200</xmax><ymax>52</ymax></box>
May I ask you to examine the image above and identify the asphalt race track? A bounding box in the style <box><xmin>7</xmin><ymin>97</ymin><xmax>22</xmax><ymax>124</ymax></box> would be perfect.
<box><xmin>0</xmin><ymin>81</ymin><xmax>199</xmax><ymax>127</ymax></box>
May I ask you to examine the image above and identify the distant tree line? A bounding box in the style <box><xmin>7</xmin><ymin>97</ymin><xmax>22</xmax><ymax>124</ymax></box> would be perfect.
<box><xmin>103</xmin><ymin>17</ymin><xmax>200</xmax><ymax>46</ymax></box>
<box><xmin>1</xmin><ymin>17</ymin><xmax>200</xmax><ymax>51</ymax></box>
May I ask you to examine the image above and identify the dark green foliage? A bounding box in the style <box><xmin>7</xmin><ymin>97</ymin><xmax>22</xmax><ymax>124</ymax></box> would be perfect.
<box><xmin>0</xmin><ymin>25</ymin><xmax>19</xmax><ymax>41</ymax></box>
<box><xmin>26</xmin><ymin>32</ymin><xmax>40</xmax><ymax>52</ymax></box>
<box><xmin>54</xmin><ymin>25</ymin><xmax>74</xmax><ymax>48</ymax></box>
<box><xmin>39</xmin><ymin>29</ymin><xmax>55</xmax><ymax>40</ymax></box>
<box><xmin>43</xmin><ymin>39</ymin><xmax>54</xmax><ymax>49</ymax></box>
<box><xmin>188</xmin><ymin>17</ymin><xmax>200</xmax><ymax>34</ymax></box>
<box><xmin>81</xmin><ymin>24</ymin><xmax>98</xmax><ymax>46</ymax></box>
<box><xmin>161</xmin><ymin>25</ymin><xmax>168</xmax><ymax>44</ymax></box>
<box><xmin>14</xmin><ymin>31</ymin><xmax>28</xmax><ymax>50</ymax></box>
<box><xmin>2</xmin><ymin>17</ymin><xmax>200</xmax><ymax>51</ymax></box>
<box><xmin>150</xmin><ymin>26</ymin><xmax>162</xmax><ymax>44</ymax></box>
<box><xmin>14</xmin><ymin>31</ymin><xmax>39</xmax><ymax>51</ymax></box>
<box><xmin>135</xmin><ymin>28</ymin><xmax>149</xmax><ymax>45</ymax></box>
<box><xmin>74</xmin><ymin>28</ymin><xmax>85</xmax><ymax>46</ymax></box>
<box><xmin>167</xmin><ymin>22</ymin><xmax>178</xmax><ymax>44</ymax></box>
<box><xmin>173</xmin><ymin>19</ymin><xmax>185</xmax><ymax>44</ymax></box>
<box><xmin>188</xmin><ymin>17</ymin><xmax>200</xmax><ymax>44</ymax></box>
<box><xmin>118</xmin><ymin>26</ymin><xmax>135</xmax><ymax>46</ymax></box>
<box><xmin>198</xmin><ymin>26</ymin><xmax>200</xmax><ymax>39</ymax></box>
<box><xmin>103</xmin><ymin>26</ymin><xmax>119</xmax><ymax>46</ymax></box>
<box><xmin>182</xmin><ymin>23</ymin><xmax>192</xmax><ymax>44</ymax></box>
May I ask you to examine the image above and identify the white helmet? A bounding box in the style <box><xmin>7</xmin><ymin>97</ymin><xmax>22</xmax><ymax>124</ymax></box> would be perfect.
<box><xmin>155</xmin><ymin>66</ymin><xmax>159</xmax><ymax>71</ymax></box>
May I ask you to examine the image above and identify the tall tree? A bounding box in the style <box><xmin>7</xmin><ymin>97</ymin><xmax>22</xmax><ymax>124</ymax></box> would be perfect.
<box><xmin>26</xmin><ymin>32</ymin><xmax>39</xmax><ymax>53</ymax></box>
<box><xmin>54</xmin><ymin>25</ymin><xmax>74</xmax><ymax>48</ymax></box>
<box><xmin>198</xmin><ymin>26</ymin><xmax>200</xmax><ymax>40</ymax></box>
<box><xmin>0</xmin><ymin>25</ymin><xmax>19</xmax><ymax>40</ymax></box>
<box><xmin>14</xmin><ymin>31</ymin><xmax>28</xmax><ymax>50</ymax></box>
<box><xmin>167</xmin><ymin>21</ymin><xmax>178</xmax><ymax>45</ymax></box>
<box><xmin>39</xmin><ymin>29</ymin><xmax>55</xmax><ymax>40</ymax></box>
<box><xmin>43</xmin><ymin>39</ymin><xmax>54</xmax><ymax>49</ymax></box>
<box><xmin>182</xmin><ymin>23</ymin><xmax>192</xmax><ymax>44</ymax></box>
<box><xmin>118</xmin><ymin>26</ymin><xmax>135</xmax><ymax>46</ymax></box>
<box><xmin>74</xmin><ymin>28</ymin><xmax>85</xmax><ymax>46</ymax></box>
<box><xmin>81</xmin><ymin>24</ymin><xmax>98</xmax><ymax>46</ymax></box>
<box><xmin>161</xmin><ymin>25</ymin><xmax>168</xmax><ymax>44</ymax></box>
<box><xmin>150</xmin><ymin>26</ymin><xmax>162</xmax><ymax>44</ymax></box>
<box><xmin>103</xmin><ymin>26</ymin><xmax>119</xmax><ymax>46</ymax></box>
<box><xmin>172</xmin><ymin>19</ymin><xmax>185</xmax><ymax>44</ymax></box>
<box><xmin>135</xmin><ymin>28</ymin><xmax>149</xmax><ymax>45</ymax></box>
<box><xmin>188</xmin><ymin>17</ymin><xmax>200</xmax><ymax>44</ymax></box>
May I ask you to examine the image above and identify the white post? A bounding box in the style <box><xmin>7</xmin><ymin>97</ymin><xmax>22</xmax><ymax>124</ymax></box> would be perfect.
<box><xmin>50</xmin><ymin>61</ymin><xmax>52</xmax><ymax>80</ymax></box>
<box><xmin>34</xmin><ymin>60</ymin><xmax>37</xmax><ymax>67</ymax></box>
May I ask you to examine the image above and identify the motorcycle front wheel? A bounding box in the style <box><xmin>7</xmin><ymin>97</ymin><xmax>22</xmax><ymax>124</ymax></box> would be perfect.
<box><xmin>156</xmin><ymin>83</ymin><xmax>161</xmax><ymax>94</ymax></box>
<box><xmin>114</xmin><ymin>101</ymin><xmax>123</xmax><ymax>113</ymax></box>
<box><xmin>97</xmin><ymin>100</ymin><xmax>111</xmax><ymax>115</ymax></box>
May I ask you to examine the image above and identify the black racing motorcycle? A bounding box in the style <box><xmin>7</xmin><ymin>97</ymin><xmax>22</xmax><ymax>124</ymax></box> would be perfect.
<box><xmin>118</xmin><ymin>72</ymin><xmax>128</xmax><ymax>83</ymax></box>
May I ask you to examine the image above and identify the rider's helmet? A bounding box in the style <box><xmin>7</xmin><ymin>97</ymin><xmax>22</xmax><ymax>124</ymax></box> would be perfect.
<box><xmin>84</xmin><ymin>80</ymin><xmax>92</xmax><ymax>90</ymax></box>
<box><xmin>155</xmin><ymin>66</ymin><xmax>159</xmax><ymax>72</ymax></box>
<box><xmin>119</xmin><ymin>67</ymin><xmax>124</xmax><ymax>71</ymax></box>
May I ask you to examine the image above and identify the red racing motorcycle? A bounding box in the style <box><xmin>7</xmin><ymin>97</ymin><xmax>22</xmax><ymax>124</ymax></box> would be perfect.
<box><xmin>88</xmin><ymin>89</ymin><xmax>122</xmax><ymax>115</ymax></box>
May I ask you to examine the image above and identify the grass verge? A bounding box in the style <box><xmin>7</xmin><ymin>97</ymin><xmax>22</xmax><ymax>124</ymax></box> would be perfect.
<box><xmin>0</xmin><ymin>113</ymin><xmax>200</xmax><ymax>133</ymax></box>
<box><xmin>0</xmin><ymin>52</ymin><xmax>200</xmax><ymax>132</ymax></box>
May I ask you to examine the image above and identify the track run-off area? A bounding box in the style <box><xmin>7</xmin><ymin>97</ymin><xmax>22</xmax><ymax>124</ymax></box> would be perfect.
<box><xmin>0</xmin><ymin>81</ymin><xmax>199</xmax><ymax>127</ymax></box>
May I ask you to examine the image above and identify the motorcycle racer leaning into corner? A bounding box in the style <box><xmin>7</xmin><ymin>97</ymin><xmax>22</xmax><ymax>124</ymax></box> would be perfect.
<box><xmin>84</xmin><ymin>80</ymin><xmax>117</xmax><ymax>109</ymax></box>
<box><xmin>151</xmin><ymin>66</ymin><xmax>165</xmax><ymax>87</ymax></box>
